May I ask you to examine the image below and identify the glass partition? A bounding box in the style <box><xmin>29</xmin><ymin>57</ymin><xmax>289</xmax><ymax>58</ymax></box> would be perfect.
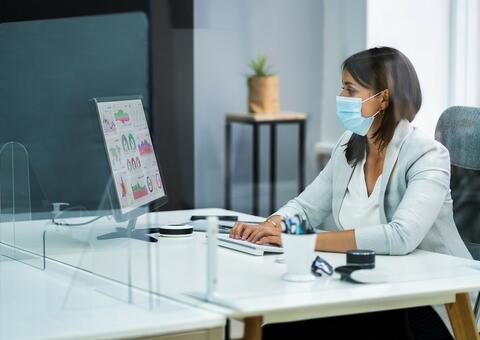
<box><xmin>0</xmin><ymin>142</ymin><xmax>45</xmax><ymax>269</ymax></box>
<box><xmin>0</xmin><ymin>9</ymin><xmax>208</xmax><ymax>311</ymax></box>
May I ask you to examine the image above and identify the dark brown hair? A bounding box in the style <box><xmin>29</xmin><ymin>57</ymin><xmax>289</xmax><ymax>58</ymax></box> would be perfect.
<box><xmin>342</xmin><ymin>47</ymin><xmax>422</xmax><ymax>166</ymax></box>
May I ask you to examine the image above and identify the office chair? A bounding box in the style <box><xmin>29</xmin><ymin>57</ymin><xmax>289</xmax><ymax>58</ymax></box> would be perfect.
<box><xmin>435</xmin><ymin>106</ymin><xmax>480</xmax><ymax>322</ymax></box>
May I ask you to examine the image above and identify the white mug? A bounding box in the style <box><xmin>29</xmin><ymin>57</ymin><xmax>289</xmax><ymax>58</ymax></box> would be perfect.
<box><xmin>280</xmin><ymin>233</ymin><xmax>317</xmax><ymax>282</ymax></box>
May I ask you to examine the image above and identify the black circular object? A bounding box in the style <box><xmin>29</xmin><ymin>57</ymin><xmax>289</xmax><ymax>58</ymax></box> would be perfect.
<box><xmin>158</xmin><ymin>225</ymin><xmax>193</xmax><ymax>237</ymax></box>
<box><xmin>346</xmin><ymin>249</ymin><xmax>375</xmax><ymax>269</ymax></box>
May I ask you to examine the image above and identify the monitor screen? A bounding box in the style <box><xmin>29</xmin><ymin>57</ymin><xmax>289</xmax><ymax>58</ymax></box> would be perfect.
<box><xmin>94</xmin><ymin>97</ymin><xmax>166</xmax><ymax>215</ymax></box>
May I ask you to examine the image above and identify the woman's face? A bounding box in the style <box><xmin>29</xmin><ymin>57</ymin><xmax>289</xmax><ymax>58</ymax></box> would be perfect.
<box><xmin>340</xmin><ymin>70</ymin><xmax>384</xmax><ymax>118</ymax></box>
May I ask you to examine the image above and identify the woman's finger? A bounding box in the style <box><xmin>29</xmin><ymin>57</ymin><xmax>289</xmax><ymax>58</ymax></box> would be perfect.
<box><xmin>250</xmin><ymin>227</ymin><xmax>275</xmax><ymax>243</ymax></box>
<box><xmin>257</xmin><ymin>235</ymin><xmax>282</xmax><ymax>246</ymax></box>
<box><xmin>229</xmin><ymin>222</ymin><xmax>241</xmax><ymax>238</ymax></box>
<box><xmin>241</xmin><ymin>227</ymin><xmax>254</xmax><ymax>240</ymax></box>
<box><xmin>232</xmin><ymin>223</ymin><xmax>257</xmax><ymax>239</ymax></box>
<box><xmin>246</xmin><ymin>228</ymin><xmax>261</xmax><ymax>242</ymax></box>
<box><xmin>250</xmin><ymin>230</ymin><xmax>267</xmax><ymax>243</ymax></box>
<box><xmin>231</xmin><ymin>222</ymin><xmax>246</xmax><ymax>239</ymax></box>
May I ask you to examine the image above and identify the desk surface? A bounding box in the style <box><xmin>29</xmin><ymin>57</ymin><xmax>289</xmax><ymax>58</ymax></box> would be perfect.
<box><xmin>33</xmin><ymin>209</ymin><xmax>480</xmax><ymax>323</ymax></box>
<box><xmin>0</xmin><ymin>254</ymin><xmax>224</xmax><ymax>340</ymax></box>
<box><xmin>2</xmin><ymin>208</ymin><xmax>480</xmax><ymax>337</ymax></box>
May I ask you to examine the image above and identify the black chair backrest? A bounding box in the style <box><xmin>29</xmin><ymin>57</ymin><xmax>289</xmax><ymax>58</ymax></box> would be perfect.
<box><xmin>435</xmin><ymin>106</ymin><xmax>480</xmax><ymax>260</ymax></box>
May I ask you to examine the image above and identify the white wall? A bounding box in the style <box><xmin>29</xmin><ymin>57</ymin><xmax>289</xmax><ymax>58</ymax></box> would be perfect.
<box><xmin>194</xmin><ymin>0</ymin><xmax>324</xmax><ymax>214</ymax></box>
<box><xmin>474</xmin><ymin>3</ymin><xmax>480</xmax><ymax>102</ymax></box>
<box><xmin>450</xmin><ymin>0</ymin><xmax>480</xmax><ymax>107</ymax></box>
<box><xmin>478</xmin><ymin>2</ymin><xmax>480</xmax><ymax>102</ymax></box>
<box><xmin>367</xmin><ymin>0</ymin><xmax>451</xmax><ymax>137</ymax></box>
<box><xmin>320</xmin><ymin>0</ymin><xmax>367</xmax><ymax>144</ymax></box>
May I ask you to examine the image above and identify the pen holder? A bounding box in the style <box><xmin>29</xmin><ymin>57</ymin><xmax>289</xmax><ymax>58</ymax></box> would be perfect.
<box><xmin>281</xmin><ymin>233</ymin><xmax>317</xmax><ymax>282</ymax></box>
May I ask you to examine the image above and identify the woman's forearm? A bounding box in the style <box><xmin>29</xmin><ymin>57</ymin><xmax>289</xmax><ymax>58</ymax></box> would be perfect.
<box><xmin>315</xmin><ymin>230</ymin><xmax>357</xmax><ymax>253</ymax></box>
<box><xmin>267</xmin><ymin>215</ymin><xmax>357</xmax><ymax>253</ymax></box>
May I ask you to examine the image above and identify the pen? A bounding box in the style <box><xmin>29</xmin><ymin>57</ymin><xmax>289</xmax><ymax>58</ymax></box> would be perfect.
<box><xmin>296</xmin><ymin>214</ymin><xmax>305</xmax><ymax>234</ymax></box>
<box><xmin>289</xmin><ymin>218</ymin><xmax>297</xmax><ymax>234</ymax></box>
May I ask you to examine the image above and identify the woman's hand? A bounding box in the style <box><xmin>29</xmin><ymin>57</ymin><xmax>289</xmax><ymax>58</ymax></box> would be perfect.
<box><xmin>229</xmin><ymin>222</ymin><xmax>260</xmax><ymax>240</ymax></box>
<box><xmin>229</xmin><ymin>219</ymin><xmax>282</xmax><ymax>246</ymax></box>
<box><xmin>249</xmin><ymin>225</ymin><xmax>282</xmax><ymax>246</ymax></box>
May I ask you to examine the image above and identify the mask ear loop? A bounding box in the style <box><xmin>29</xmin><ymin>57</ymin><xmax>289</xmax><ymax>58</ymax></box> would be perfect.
<box><xmin>362</xmin><ymin>91</ymin><xmax>383</xmax><ymax>103</ymax></box>
<box><xmin>362</xmin><ymin>90</ymin><xmax>386</xmax><ymax>118</ymax></box>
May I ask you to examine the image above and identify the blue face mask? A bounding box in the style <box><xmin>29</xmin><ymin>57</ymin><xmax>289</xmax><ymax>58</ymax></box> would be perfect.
<box><xmin>335</xmin><ymin>92</ymin><xmax>382</xmax><ymax>136</ymax></box>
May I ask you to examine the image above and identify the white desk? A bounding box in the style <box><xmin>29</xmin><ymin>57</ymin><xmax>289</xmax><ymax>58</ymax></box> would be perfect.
<box><xmin>3</xmin><ymin>208</ymin><xmax>480</xmax><ymax>340</ymax></box>
<box><xmin>0</xmin><ymin>253</ymin><xmax>225</xmax><ymax>340</ymax></box>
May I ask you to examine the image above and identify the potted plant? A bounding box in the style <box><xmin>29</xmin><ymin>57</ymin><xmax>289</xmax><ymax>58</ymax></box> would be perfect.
<box><xmin>247</xmin><ymin>54</ymin><xmax>280</xmax><ymax>114</ymax></box>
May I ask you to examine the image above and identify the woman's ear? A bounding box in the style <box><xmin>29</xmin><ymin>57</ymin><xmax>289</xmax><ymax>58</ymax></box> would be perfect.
<box><xmin>380</xmin><ymin>89</ymin><xmax>390</xmax><ymax>111</ymax></box>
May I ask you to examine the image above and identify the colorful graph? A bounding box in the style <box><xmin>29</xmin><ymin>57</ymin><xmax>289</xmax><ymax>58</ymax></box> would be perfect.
<box><xmin>131</xmin><ymin>182</ymin><xmax>148</xmax><ymax>200</ymax></box>
<box><xmin>109</xmin><ymin>145</ymin><xmax>122</xmax><ymax>166</ymax></box>
<box><xmin>146</xmin><ymin>176</ymin><xmax>154</xmax><ymax>192</ymax></box>
<box><xmin>138</xmin><ymin>139</ymin><xmax>154</xmax><ymax>155</ymax></box>
<box><xmin>127</xmin><ymin>157</ymin><xmax>142</xmax><ymax>171</ymax></box>
<box><xmin>102</xmin><ymin>117</ymin><xmax>116</xmax><ymax>133</ymax></box>
<box><xmin>128</xmin><ymin>133</ymin><xmax>136</xmax><ymax>151</ymax></box>
<box><xmin>114</xmin><ymin>109</ymin><xmax>130</xmax><ymax>124</ymax></box>
<box><xmin>122</xmin><ymin>135</ymin><xmax>130</xmax><ymax>152</ymax></box>
<box><xmin>127</xmin><ymin>158</ymin><xmax>142</xmax><ymax>172</ymax></box>
<box><xmin>119</xmin><ymin>177</ymin><xmax>128</xmax><ymax>198</ymax></box>
<box><xmin>121</xmin><ymin>134</ymin><xmax>138</xmax><ymax>154</ymax></box>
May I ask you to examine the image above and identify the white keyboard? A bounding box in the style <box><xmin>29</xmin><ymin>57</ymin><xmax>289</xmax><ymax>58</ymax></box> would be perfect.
<box><xmin>217</xmin><ymin>234</ymin><xmax>283</xmax><ymax>256</ymax></box>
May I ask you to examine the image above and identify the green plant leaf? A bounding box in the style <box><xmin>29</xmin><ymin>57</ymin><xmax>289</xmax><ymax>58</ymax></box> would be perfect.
<box><xmin>248</xmin><ymin>53</ymin><xmax>275</xmax><ymax>77</ymax></box>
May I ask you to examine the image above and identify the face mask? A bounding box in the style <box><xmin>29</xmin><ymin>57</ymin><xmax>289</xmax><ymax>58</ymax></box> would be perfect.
<box><xmin>335</xmin><ymin>92</ymin><xmax>382</xmax><ymax>136</ymax></box>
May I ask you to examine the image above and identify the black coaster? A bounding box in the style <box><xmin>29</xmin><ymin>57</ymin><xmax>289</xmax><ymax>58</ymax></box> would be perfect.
<box><xmin>157</xmin><ymin>225</ymin><xmax>193</xmax><ymax>237</ymax></box>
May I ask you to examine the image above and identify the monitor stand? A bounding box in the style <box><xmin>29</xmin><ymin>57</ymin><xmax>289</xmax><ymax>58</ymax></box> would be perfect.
<box><xmin>96</xmin><ymin>218</ymin><xmax>158</xmax><ymax>243</ymax></box>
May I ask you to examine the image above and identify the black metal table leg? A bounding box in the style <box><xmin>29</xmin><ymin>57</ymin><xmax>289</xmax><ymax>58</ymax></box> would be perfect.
<box><xmin>225</xmin><ymin>122</ymin><xmax>232</xmax><ymax>210</ymax></box>
<box><xmin>226</xmin><ymin>114</ymin><xmax>306</xmax><ymax>216</ymax></box>
<box><xmin>252</xmin><ymin>124</ymin><xmax>259</xmax><ymax>215</ymax></box>
<box><xmin>299</xmin><ymin>120</ymin><xmax>306</xmax><ymax>194</ymax></box>
<box><xmin>269</xmin><ymin>123</ymin><xmax>277</xmax><ymax>214</ymax></box>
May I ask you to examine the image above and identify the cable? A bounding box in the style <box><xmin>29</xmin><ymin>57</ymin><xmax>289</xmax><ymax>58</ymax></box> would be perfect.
<box><xmin>52</xmin><ymin>215</ymin><xmax>103</xmax><ymax>226</ymax></box>
<box><xmin>51</xmin><ymin>205</ymin><xmax>103</xmax><ymax>226</ymax></box>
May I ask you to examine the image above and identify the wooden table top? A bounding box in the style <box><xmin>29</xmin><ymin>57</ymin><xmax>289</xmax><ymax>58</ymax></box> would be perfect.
<box><xmin>226</xmin><ymin>112</ymin><xmax>307</xmax><ymax>123</ymax></box>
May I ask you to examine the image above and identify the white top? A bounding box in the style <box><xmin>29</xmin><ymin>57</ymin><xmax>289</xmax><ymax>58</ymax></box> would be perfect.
<box><xmin>339</xmin><ymin>156</ymin><xmax>382</xmax><ymax>229</ymax></box>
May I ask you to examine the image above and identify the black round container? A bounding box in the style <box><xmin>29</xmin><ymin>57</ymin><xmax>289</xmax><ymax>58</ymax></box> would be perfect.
<box><xmin>346</xmin><ymin>249</ymin><xmax>375</xmax><ymax>269</ymax></box>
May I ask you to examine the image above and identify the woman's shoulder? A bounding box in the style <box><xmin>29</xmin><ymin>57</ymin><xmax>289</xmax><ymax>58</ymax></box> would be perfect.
<box><xmin>404</xmin><ymin>126</ymin><xmax>449</xmax><ymax>154</ymax></box>
<box><xmin>401</xmin><ymin>126</ymin><xmax>450</xmax><ymax>171</ymax></box>
<box><xmin>332</xmin><ymin>130</ymin><xmax>353</xmax><ymax>153</ymax></box>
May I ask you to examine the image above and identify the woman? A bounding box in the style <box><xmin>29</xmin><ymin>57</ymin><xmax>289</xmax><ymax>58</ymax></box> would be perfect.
<box><xmin>230</xmin><ymin>47</ymin><xmax>472</xmax><ymax>339</ymax></box>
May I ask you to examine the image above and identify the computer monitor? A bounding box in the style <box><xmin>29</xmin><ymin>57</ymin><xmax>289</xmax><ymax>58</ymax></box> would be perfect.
<box><xmin>93</xmin><ymin>96</ymin><xmax>168</xmax><ymax>242</ymax></box>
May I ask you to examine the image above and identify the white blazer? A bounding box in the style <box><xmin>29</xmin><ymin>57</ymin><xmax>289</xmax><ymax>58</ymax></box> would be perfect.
<box><xmin>276</xmin><ymin>119</ymin><xmax>476</xmax><ymax>332</ymax></box>
<box><xmin>276</xmin><ymin>119</ymin><xmax>472</xmax><ymax>259</ymax></box>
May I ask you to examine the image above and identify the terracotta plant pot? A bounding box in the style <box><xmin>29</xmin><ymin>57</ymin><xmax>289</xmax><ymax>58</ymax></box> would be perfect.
<box><xmin>248</xmin><ymin>75</ymin><xmax>280</xmax><ymax>114</ymax></box>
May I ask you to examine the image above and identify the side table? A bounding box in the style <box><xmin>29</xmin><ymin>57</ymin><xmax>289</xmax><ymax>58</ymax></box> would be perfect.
<box><xmin>225</xmin><ymin>112</ymin><xmax>307</xmax><ymax>215</ymax></box>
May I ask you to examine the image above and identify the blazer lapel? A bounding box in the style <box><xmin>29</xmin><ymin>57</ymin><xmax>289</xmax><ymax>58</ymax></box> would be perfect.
<box><xmin>332</xmin><ymin>144</ymin><xmax>354</xmax><ymax>230</ymax></box>
<box><xmin>378</xmin><ymin>119</ymin><xmax>413</xmax><ymax>223</ymax></box>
